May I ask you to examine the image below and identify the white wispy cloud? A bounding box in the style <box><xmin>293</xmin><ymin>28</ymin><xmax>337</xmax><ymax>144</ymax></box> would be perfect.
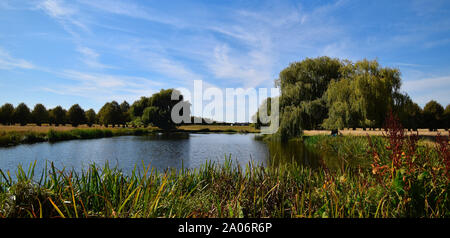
<box><xmin>77</xmin><ymin>0</ymin><xmax>185</xmax><ymax>27</ymax></box>
<box><xmin>203</xmin><ymin>1</ymin><xmax>348</xmax><ymax>88</ymax></box>
<box><xmin>42</xmin><ymin>69</ymin><xmax>163</xmax><ymax>103</ymax></box>
<box><xmin>0</xmin><ymin>48</ymin><xmax>35</xmax><ymax>70</ymax></box>
<box><xmin>37</xmin><ymin>0</ymin><xmax>89</xmax><ymax>36</ymax></box>
<box><xmin>77</xmin><ymin>46</ymin><xmax>115</xmax><ymax>69</ymax></box>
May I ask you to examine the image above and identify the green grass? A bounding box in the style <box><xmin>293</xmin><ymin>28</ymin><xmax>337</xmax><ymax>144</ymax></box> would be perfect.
<box><xmin>0</xmin><ymin>128</ymin><xmax>159</xmax><ymax>147</ymax></box>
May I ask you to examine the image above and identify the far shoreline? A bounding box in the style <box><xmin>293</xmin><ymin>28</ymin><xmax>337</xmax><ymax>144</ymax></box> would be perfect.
<box><xmin>1</xmin><ymin>124</ymin><xmax>448</xmax><ymax>148</ymax></box>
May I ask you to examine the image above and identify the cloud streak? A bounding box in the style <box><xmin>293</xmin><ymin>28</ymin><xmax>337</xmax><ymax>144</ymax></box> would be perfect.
<box><xmin>0</xmin><ymin>48</ymin><xmax>35</xmax><ymax>70</ymax></box>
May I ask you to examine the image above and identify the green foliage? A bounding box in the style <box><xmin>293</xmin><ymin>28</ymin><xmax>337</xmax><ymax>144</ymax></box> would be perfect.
<box><xmin>394</xmin><ymin>93</ymin><xmax>422</xmax><ymax>130</ymax></box>
<box><xmin>31</xmin><ymin>104</ymin><xmax>49</xmax><ymax>126</ymax></box>
<box><xmin>275</xmin><ymin>57</ymin><xmax>424</xmax><ymax>139</ymax></box>
<box><xmin>67</xmin><ymin>104</ymin><xmax>85</xmax><ymax>127</ymax></box>
<box><xmin>253</xmin><ymin>97</ymin><xmax>275</xmax><ymax>129</ymax></box>
<box><xmin>279</xmin><ymin>106</ymin><xmax>304</xmax><ymax>141</ymax></box>
<box><xmin>139</xmin><ymin>89</ymin><xmax>188</xmax><ymax>130</ymax></box>
<box><xmin>0</xmin><ymin>103</ymin><xmax>14</xmax><ymax>125</ymax></box>
<box><xmin>444</xmin><ymin>104</ymin><xmax>450</xmax><ymax>129</ymax></box>
<box><xmin>142</xmin><ymin>106</ymin><xmax>159</xmax><ymax>126</ymax></box>
<box><xmin>129</xmin><ymin>96</ymin><xmax>151</xmax><ymax>120</ymax></box>
<box><xmin>323</xmin><ymin>59</ymin><xmax>401</xmax><ymax>129</ymax></box>
<box><xmin>85</xmin><ymin>109</ymin><xmax>96</xmax><ymax>127</ymax></box>
<box><xmin>48</xmin><ymin>106</ymin><xmax>66</xmax><ymax>126</ymax></box>
<box><xmin>120</xmin><ymin>101</ymin><xmax>131</xmax><ymax>124</ymax></box>
<box><xmin>97</xmin><ymin>101</ymin><xmax>122</xmax><ymax>127</ymax></box>
<box><xmin>278</xmin><ymin>56</ymin><xmax>342</xmax><ymax>135</ymax></box>
<box><xmin>13</xmin><ymin>103</ymin><xmax>31</xmax><ymax>126</ymax></box>
<box><xmin>422</xmin><ymin>100</ymin><xmax>444</xmax><ymax>131</ymax></box>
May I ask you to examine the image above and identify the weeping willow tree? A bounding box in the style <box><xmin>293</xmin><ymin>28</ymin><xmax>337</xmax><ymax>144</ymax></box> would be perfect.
<box><xmin>276</xmin><ymin>56</ymin><xmax>343</xmax><ymax>140</ymax></box>
<box><xmin>322</xmin><ymin>59</ymin><xmax>402</xmax><ymax>130</ymax></box>
<box><xmin>276</xmin><ymin>57</ymin><xmax>405</xmax><ymax>139</ymax></box>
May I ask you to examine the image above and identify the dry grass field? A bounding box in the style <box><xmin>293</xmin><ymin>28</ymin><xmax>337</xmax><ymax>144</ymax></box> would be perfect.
<box><xmin>0</xmin><ymin>124</ymin><xmax>447</xmax><ymax>136</ymax></box>
<box><xmin>303</xmin><ymin>128</ymin><xmax>448</xmax><ymax>137</ymax></box>
<box><xmin>178</xmin><ymin>124</ymin><xmax>259</xmax><ymax>133</ymax></box>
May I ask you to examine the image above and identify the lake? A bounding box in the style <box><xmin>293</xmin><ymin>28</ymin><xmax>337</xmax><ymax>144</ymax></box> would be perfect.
<box><xmin>0</xmin><ymin>133</ymin><xmax>326</xmax><ymax>178</ymax></box>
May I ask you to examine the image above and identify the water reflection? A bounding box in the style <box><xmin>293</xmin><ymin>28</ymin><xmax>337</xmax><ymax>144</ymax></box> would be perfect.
<box><xmin>266</xmin><ymin>139</ymin><xmax>322</xmax><ymax>168</ymax></box>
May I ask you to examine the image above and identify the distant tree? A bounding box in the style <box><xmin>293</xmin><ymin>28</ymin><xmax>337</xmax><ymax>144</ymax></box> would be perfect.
<box><xmin>444</xmin><ymin>104</ymin><xmax>450</xmax><ymax>130</ymax></box>
<box><xmin>67</xmin><ymin>104</ymin><xmax>85</xmax><ymax>127</ymax></box>
<box><xmin>120</xmin><ymin>101</ymin><xmax>131</xmax><ymax>126</ymax></box>
<box><xmin>142</xmin><ymin>106</ymin><xmax>159</xmax><ymax>126</ymax></box>
<box><xmin>31</xmin><ymin>104</ymin><xmax>49</xmax><ymax>126</ymax></box>
<box><xmin>85</xmin><ymin>109</ymin><xmax>96</xmax><ymax>127</ymax></box>
<box><xmin>422</xmin><ymin>100</ymin><xmax>444</xmax><ymax>131</ymax></box>
<box><xmin>97</xmin><ymin>101</ymin><xmax>122</xmax><ymax>127</ymax></box>
<box><xmin>129</xmin><ymin>96</ymin><xmax>151</xmax><ymax>120</ymax></box>
<box><xmin>141</xmin><ymin>89</ymin><xmax>187</xmax><ymax>130</ymax></box>
<box><xmin>13</xmin><ymin>103</ymin><xmax>31</xmax><ymax>126</ymax></box>
<box><xmin>49</xmin><ymin>106</ymin><xmax>66</xmax><ymax>126</ymax></box>
<box><xmin>252</xmin><ymin>97</ymin><xmax>272</xmax><ymax>129</ymax></box>
<box><xmin>393</xmin><ymin>93</ymin><xmax>422</xmax><ymax>130</ymax></box>
<box><xmin>0</xmin><ymin>103</ymin><xmax>14</xmax><ymax>125</ymax></box>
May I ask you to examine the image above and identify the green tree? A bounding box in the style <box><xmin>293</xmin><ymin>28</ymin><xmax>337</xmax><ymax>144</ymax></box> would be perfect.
<box><xmin>120</xmin><ymin>101</ymin><xmax>131</xmax><ymax>126</ymax></box>
<box><xmin>129</xmin><ymin>96</ymin><xmax>151</xmax><ymax>120</ymax></box>
<box><xmin>422</xmin><ymin>100</ymin><xmax>444</xmax><ymax>131</ymax></box>
<box><xmin>277</xmin><ymin>56</ymin><xmax>343</xmax><ymax>134</ymax></box>
<box><xmin>49</xmin><ymin>106</ymin><xmax>66</xmax><ymax>126</ymax></box>
<box><xmin>443</xmin><ymin>104</ymin><xmax>450</xmax><ymax>130</ymax></box>
<box><xmin>67</xmin><ymin>104</ymin><xmax>85</xmax><ymax>127</ymax></box>
<box><xmin>279</xmin><ymin>106</ymin><xmax>304</xmax><ymax>141</ymax></box>
<box><xmin>252</xmin><ymin>97</ymin><xmax>271</xmax><ymax>129</ymax></box>
<box><xmin>142</xmin><ymin>106</ymin><xmax>159</xmax><ymax>126</ymax></box>
<box><xmin>13</xmin><ymin>103</ymin><xmax>31</xmax><ymax>126</ymax></box>
<box><xmin>322</xmin><ymin>59</ymin><xmax>401</xmax><ymax>130</ymax></box>
<box><xmin>141</xmin><ymin>89</ymin><xmax>187</xmax><ymax>130</ymax></box>
<box><xmin>97</xmin><ymin>101</ymin><xmax>122</xmax><ymax>127</ymax></box>
<box><xmin>393</xmin><ymin>93</ymin><xmax>422</xmax><ymax>130</ymax></box>
<box><xmin>0</xmin><ymin>103</ymin><xmax>14</xmax><ymax>125</ymax></box>
<box><xmin>85</xmin><ymin>109</ymin><xmax>96</xmax><ymax>127</ymax></box>
<box><xmin>31</xmin><ymin>104</ymin><xmax>49</xmax><ymax>126</ymax></box>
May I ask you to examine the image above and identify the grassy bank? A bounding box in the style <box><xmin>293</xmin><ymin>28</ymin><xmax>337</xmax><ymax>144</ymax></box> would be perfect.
<box><xmin>0</xmin><ymin>128</ymin><xmax>159</xmax><ymax>147</ymax></box>
<box><xmin>0</xmin><ymin>124</ymin><xmax>258</xmax><ymax>147</ymax></box>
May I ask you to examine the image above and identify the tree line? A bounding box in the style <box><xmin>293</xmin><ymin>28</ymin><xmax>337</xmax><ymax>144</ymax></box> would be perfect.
<box><xmin>0</xmin><ymin>89</ymin><xmax>191</xmax><ymax>129</ymax></box>
<box><xmin>254</xmin><ymin>56</ymin><xmax>449</xmax><ymax>140</ymax></box>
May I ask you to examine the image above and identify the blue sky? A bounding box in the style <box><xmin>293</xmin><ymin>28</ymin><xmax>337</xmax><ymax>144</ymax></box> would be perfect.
<box><xmin>0</xmin><ymin>0</ymin><xmax>449</xmax><ymax>120</ymax></box>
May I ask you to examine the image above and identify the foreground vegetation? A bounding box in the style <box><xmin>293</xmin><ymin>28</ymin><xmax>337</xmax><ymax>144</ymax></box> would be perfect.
<box><xmin>0</xmin><ymin>114</ymin><xmax>448</xmax><ymax>218</ymax></box>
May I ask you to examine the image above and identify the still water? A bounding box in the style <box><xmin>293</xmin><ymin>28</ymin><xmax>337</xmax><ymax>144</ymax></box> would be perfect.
<box><xmin>0</xmin><ymin>133</ymin><xmax>324</xmax><ymax>177</ymax></box>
